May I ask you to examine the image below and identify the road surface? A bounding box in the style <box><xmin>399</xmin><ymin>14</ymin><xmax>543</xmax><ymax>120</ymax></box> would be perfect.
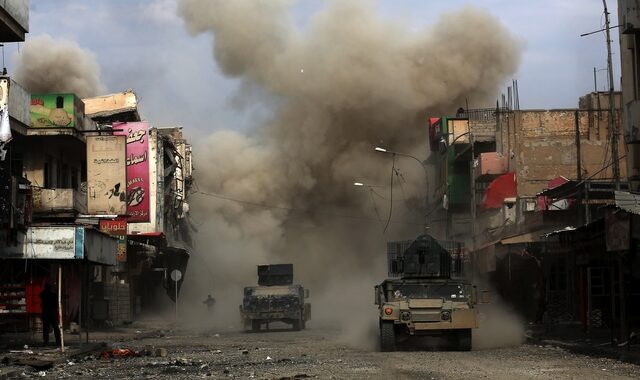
<box><xmin>15</xmin><ymin>326</ymin><xmax>640</xmax><ymax>379</ymax></box>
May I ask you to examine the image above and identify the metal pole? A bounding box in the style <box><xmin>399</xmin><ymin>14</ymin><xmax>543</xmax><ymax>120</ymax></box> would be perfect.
<box><xmin>58</xmin><ymin>265</ymin><xmax>65</xmax><ymax>352</ymax></box>
<box><xmin>603</xmin><ymin>0</ymin><xmax>620</xmax><ymax>189</ymax></box>
<box><xmin>175</xmin><ymin>280</ymin><xmax>178</xmax><ymax>327</ymax></box>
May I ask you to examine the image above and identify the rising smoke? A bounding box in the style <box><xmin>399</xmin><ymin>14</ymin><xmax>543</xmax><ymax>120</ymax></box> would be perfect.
<box><xmin>13</xmin><ymin>34</ymin><xmax>105</xmax><ymax>98</ymax></box>
<box><xmin>176</xmin><ymin>0</ymin><xmax>522</xmax><ymax>339</ymax></box>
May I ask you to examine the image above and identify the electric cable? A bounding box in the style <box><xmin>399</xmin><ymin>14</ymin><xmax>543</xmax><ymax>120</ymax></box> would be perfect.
<box><xmin>383</xmin><ymin>154</ymin><xmax>395</xmax><ymax>233</ymax></box>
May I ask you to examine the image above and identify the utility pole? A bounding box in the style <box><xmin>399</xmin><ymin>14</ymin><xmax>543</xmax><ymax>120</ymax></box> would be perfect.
<box><xmin>603</xmin><ymin>0</ymin><xmax>626</xmax><ymax>345</ymax></box>
<box><xmin>603</xmin><ymin>0</ymin><xmax>620</xmax><ymax>190</ymax></box>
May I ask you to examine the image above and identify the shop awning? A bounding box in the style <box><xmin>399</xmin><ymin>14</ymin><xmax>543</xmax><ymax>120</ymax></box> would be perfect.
<box><xmin>0</xmin><ymin>226</ymin><xmax>117</xmax><ymax>265</ymax></box>
<box><xmin>615</xmin><ymin>190</ymin><xmax>640</xmax><ymax>215</ymax></box>
<box><xmin>482</xmin><ymin>172</ymin><xmax>517</xmax><ymax>209</ymax></box>
<box><xmin>500</xmin><ymin>226</ymin><xmax>574</xmax><ymax>244</ymax></box>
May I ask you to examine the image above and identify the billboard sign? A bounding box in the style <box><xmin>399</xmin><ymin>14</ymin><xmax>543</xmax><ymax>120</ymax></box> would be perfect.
<box><xmin>114</xmin><ymin>122</ymin><xmax>150</xmax><ymax>222</ymax></box>
<box><xmin>99</xmin><ymin>219</ymin><xmax>127</xmax><ymax>263</ymax></box>
<box><xmin>30</xmin><ymin>93</ymin><xmax>85</xmax><ymax>128</ymax></box>
<box><xmin>87</xmin><ymin>135</ymin><xmax>127</xmax><ymax>215</ymax></box>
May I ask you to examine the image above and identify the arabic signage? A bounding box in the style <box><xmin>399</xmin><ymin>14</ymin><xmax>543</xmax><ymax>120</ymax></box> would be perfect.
<box><xmin>114</xmin><ymin>122</ymin><xmax>150</xmax><ymax>222</ymax></box>
<box><xmin>30</xmin><ymin>93</ymin><xmax>85</xmax><ymax>128</ymax></box>
<box><xmin>87</xmin><ymin>135</ymin><xmax>127</xmax><ymax>215</ymax></box>
<box><xmin>605</xmin><ymin>208</ymin><xmax>630</xmax><ymax>252</ymax></box>
<box><xmin>99</xmin><ymin>219</ymin><xmax>127</xmax><ymax>263</ymax></box>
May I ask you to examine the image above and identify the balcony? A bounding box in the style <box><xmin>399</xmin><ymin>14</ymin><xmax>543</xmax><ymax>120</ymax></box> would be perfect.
<box><xmin>32</xmin><ymin>188</ymin><xmax>87</xmax><ymax>217</ymax></box>
<box><xmin>4</xmin><ymin>77</ymin><xmax>31</xmax><ymax>134</ymax></box>
<box><xmin>474</xmin><ymin>152</ymin><xmax>508</xmax><ymax>180</ymax></box>
<box><xmin>0</xmin><ymin>0</ymin><xmax>28</xmax><ymax>42</ymax></box>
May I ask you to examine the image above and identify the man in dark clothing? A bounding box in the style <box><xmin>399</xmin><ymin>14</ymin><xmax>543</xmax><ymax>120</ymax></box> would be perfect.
<box><xmin>203</xmin><ymin>294</ymin><xmax>216</xmax><ymax>312</ymax></box>
<box><xmin>39</xmin><ymin>283</ymin><xmax>61</xmax><ymax>346</ymax></box>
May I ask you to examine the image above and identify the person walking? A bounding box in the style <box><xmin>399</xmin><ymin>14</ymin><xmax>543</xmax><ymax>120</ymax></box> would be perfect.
<box><xmin>203</xmin><ymin>294</ymin><xmax>216</xmax><ymax>312</ymax></box>
<box><xmin>39</xmin><ymin>283</ymin><xmax>61</xmax><ymax>346</ymax></box>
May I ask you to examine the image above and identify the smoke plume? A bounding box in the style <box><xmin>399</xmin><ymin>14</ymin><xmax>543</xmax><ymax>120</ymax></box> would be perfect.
<box><xmin>13</xmin><ymin>34</ymin><xmax>105</xmax><ymax>98</ymax></box>
<box><xmin>177</xmin><ymin>0</ymin><xmax>522</xmax><ymax>336</ymax></box>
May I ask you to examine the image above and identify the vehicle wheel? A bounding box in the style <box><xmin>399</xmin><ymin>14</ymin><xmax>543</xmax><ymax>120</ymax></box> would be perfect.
<box><xmin>457</xmin><ymin>329</ymin><xmax>472</xmax><ymax>351</ymax></box>
<box><xmin>251</xmin><ymin>320</ymin><xmax>261</xmax><ymax>332</ymax></box>
<box><xmin>380</xmin><ymin>321</ymin><xmax>396</xmax><ymax>352</ymax></box>
<box><xmin>292</xmin><ymin>317</ymin><xmax>302</xmax><ymax>331</ymax></box>
<box><xmin>301</xmin><ymin>319</ymin><xmax>306</xmax><ymax>330</ymax></box>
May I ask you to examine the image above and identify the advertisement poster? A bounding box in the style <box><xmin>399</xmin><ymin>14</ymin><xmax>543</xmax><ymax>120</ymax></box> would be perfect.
<box><xmin>30</xmin><ymin>93</ymin><xmax>84</xmax><ymax>128</ymax></box>
<box><xmin>114</xmin><ymin>122</ymin><xmax>150</xmax><ymax>222</ymax></box>
<box><xmin>99</xmin><ymin>219</ymin><xmax>128</xmax><ymax>263</ymax></box>
<box><xmin>87</xmin><ymin>135</ymin><xmax>127</xmax><ymax>215</ymax></box>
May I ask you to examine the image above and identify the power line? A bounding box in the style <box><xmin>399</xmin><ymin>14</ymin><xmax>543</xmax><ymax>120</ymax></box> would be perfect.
<box><xmin>191</xmin><ymin>189</ymin><xmax>422</xmax><ymax>226</ymax></box>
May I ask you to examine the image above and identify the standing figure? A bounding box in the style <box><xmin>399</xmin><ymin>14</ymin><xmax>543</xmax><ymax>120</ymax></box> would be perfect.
<box><xmin>203</xmin><ymin>294</ymin><xmax>216</xmax><ymax>312</ymax></box>
<box><xmin>39</xmin><ymin>283</ymin><xmax>61</xmax><ymax>346</ymax></box>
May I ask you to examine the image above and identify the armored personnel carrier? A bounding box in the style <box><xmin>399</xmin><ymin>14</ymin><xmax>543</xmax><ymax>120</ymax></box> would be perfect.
<box><xmin>240</xmin><ymin>264</ymin><xmax>311</xmax><ymax>332</ymax></box>
<box><xmin>375</xmin><ymin>235</ymin><xmax>483</xmax><ymax>351</ymax></box>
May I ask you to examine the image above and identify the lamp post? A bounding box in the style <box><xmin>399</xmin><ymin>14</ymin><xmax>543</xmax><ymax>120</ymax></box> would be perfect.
<box><xmin>374</xmin><ymin>146</ymin><xmax>429</xmax><ymax>227</ymax></box>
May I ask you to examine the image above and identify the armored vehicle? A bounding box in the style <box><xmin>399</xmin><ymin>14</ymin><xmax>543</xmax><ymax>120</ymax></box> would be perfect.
<box><xmin>240</xmin><ymin>264</ymin><xmax>311</xmax><ymax>332</ymax></box>
<box><xmin>375</xmin><ymin>234</ymin><xmax>482</xmax><ymax>351</ymax></box>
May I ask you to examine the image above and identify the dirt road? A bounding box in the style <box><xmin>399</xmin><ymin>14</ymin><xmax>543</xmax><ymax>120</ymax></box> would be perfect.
<box><xmin>15</xmin><ymin>326</ymin><xmax>640</xmax><ymax>379</ymax></box>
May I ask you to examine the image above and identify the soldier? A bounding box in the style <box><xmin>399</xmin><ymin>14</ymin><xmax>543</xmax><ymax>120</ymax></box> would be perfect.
<box><xmin>39</xmin><ymin>283</ymin><xmax>61</xmax><ymax>346</ymax></box>
<box><xmin>203</xmin><ymin>294</ymin><xmax>216</xmax><ymax>312</ymax></box>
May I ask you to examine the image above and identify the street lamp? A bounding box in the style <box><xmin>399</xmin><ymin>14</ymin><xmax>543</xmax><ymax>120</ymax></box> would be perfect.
<box><xmin>374</xmin><ymin>146</ymin><xmax>429</xmax><ymax>226</ymax></box>
<box><xmin>353</xmin><ymin>182</ymin><xmax>385</xmax><ymax>187</ymax></box>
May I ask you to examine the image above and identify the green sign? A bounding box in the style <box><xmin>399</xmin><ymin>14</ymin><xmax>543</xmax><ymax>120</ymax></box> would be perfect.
<box><xmin>30</xmin><ymin>93</ymin><xmax>85</xmax><ymax>128</ymax></box>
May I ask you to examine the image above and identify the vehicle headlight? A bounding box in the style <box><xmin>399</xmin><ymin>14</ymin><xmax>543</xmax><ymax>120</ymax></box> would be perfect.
<box><xmin>441</xmin><ymin>310</ymin><xmax>451</xmax><ymax>321</ymax></box>
<box><xmin>400</xmin><ymin>311</ymin><xmax>411</xmax><ymax>321</ymax></box>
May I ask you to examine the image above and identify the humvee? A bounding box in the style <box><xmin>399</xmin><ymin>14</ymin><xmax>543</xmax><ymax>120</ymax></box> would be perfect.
<box><xmin>375</xmin><ymin>234</ymin><xmax>484</xmax><ymax>351</ymax></box>
<box><xmin>240</xmin><ymin>264</ymin><xmax>311</xmax><ymax>332</ymax></box>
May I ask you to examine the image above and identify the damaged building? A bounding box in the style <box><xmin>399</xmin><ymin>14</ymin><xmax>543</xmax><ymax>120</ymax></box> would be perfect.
<box><xmin>426</xmin><ymin>89</ymin><xmax>639</xmax><ymax>340</ymax></box>
<box><xmin>0</xmin><ymin>60</ymin><xmax>194</xmax><ymax>334</ymax></box>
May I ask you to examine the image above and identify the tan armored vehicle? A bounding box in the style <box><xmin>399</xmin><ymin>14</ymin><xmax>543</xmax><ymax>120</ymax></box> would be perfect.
<box><xmin>240</xmin><ymin>264</ymin><xmax>311</xmax><ymax>332</ymax></box>
<box><xmin>375</xmin><ymin>234</ymin><xmax>481</xmax><ymax>351</ymax></box>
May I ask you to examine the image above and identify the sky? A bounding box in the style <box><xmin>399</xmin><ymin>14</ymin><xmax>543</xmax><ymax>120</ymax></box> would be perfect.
<box><xmin>5</xmin><ymin>0</ymin><xmax>622</xmax><ymax>142</ymax></box>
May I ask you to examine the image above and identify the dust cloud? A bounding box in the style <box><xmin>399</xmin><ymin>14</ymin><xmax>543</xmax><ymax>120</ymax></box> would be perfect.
<box><xmin>176</xmin><ymin>0</ymin><xmax>522</xmax><ymax>344</ymax></box>
<box><xmin>13</xmin><ymin>34</ymin><xmax>105</xmax><ymax>98</ymax></box>
<box><xmin>473</xmin><ymin>300</ymin><xmax>526</xmax><ymax>350</ymax></box>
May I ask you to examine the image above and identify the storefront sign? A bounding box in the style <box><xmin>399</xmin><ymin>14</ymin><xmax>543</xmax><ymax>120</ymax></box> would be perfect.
<box><xmin>87</xmin><ymin>135</ymin><xmax>127</xmax><ymax>215</ymax></box>
<box><xmin>99</xmin><ymin>219</ymin><xmax>127</xmax><ymax>263</ymax></box>
<box><xmin>114</xmin><ymin>122</ymin><xmax>150</xmax><ymax>222</ymax></box>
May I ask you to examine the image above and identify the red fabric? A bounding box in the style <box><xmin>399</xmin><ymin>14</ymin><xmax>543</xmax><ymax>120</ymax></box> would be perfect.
<box><xmin>482</xmin><ymin>172</ymin><xmax>517</xmax><ymax>209</ymax></box>
<box><xmin>548</xmin><ymin>176</ymin><xmax>569</xmax><ymax>189</ymax></box>
<box><xmin>538</xmin><ymin>176</ymin><xmax>571</xmax><ymax>211</ymax></box>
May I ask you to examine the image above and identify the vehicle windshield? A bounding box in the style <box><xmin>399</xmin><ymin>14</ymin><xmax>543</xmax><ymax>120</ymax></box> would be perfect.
<box><xmin>389</xmin><ymin>283</ymin><xmax>467</xmax><ymax>300</ymax></box>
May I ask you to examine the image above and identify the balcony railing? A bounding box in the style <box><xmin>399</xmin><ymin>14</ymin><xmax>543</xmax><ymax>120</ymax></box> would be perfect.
<box><xmin>32</xmin><ymin>188</ymin><xmax>88</xmax><ymax>216</ymax></box>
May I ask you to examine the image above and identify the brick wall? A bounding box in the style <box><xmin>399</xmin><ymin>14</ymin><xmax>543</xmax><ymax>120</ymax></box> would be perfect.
<box><xmin>502</xmin><ymin>108</ymin><xmax>627</xmax><ymax>196</ymax></box>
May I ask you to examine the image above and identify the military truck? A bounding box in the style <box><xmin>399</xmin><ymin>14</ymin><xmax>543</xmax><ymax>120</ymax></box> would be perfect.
<box><xmin>240</xmin><ymin>264</ymin><xmax>311</xmax><ymax>332</ymax></box>
<box><xmin>375</xmin><ymin>234</ymin><xmax>484</xmax><ymax>351</ymax></box>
